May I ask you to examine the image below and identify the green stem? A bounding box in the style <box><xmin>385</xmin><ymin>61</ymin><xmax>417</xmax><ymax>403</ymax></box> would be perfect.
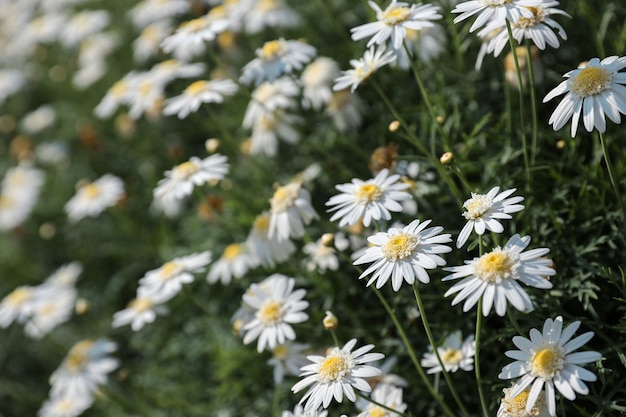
<box><xmin>598</xmin><ymin>131</ymin><xmax>626</xmax><ymax>225</ymax></box>
<box><xmin>506</xmin><ymin>307</ymin><xmax>524</xmax><ymax>336</ymax></box>
<box><xmin>355</xmin><ymin>390</ymin><xmax>413</xmax><ymax>417</ymax></box>
<box><xmin>371</xmin><ymin>287</ymin><xmax>456</xmax><ymax>417</ymax></box>
<box><xmin>272</xmin><ymin>381</ymin><xmax>281</xmax><ymax>417</ymax></box>
<box><xmin>525</xmin><ymin>41</ymin><xmax>538</xmax><ymax>169</ymax></box>
<box><xmin>475</xmin><ymin>298</ymin><xmax>490</xmax><ymax>417</ymax></box>
<box><xmin>413</xmin><ymin>283</ymin><xmax>471</xmax><ymax>417</ymax></box>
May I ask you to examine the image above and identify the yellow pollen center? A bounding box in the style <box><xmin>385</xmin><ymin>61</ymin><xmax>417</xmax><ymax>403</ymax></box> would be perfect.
<box><xmin>462</xmin><ymin>193</ymin><xmax>493</xmax><ymax>220</ymax></box>
<box><xmin>7</xmin><ymin>287</ymin><xmax>31</xmax><ymax>305</ymax></box>
<box><xmin>180</xmin><ymin>18</ymin><xmax>206</xmax><ymax>33</ymax></box>
<box><xmin>159</xmin><ymin>261</ymin><xmax>180</xmax><ymax>280</ymax></box>
<box><xmin>253</xmin><ymin>214</ymin><xmax>270</xmax><ymax>232</ymax></box>
<box><xmin>486</xmin><ymin>0</ymin><xmax>513</xmax><ymax>6</ymax></box>
<box><xmin>259</xmin><ymin>40</ymin><xmax>284</xmax><ymax>60</ymax></box>
<box><xmin>186</xmin><ymin>80</ymin><xmax>208</xmax><ymax>96</ymax></box>
<box><xmin>355</xmin><ymin>183</ymin><xmax>382</xmax><ymax>203</ymax></box>
<box><xmin>82</xmin><ymin>183</ymin><xmax>101</xmax><ymax>200</ymax></box>
<box><xmin>382</xmin><ymin>232</ymin><xmax>419</xmax><ymax>261</ymax></box>
<box><xmin>369</xmin><ymin>407</ymin><xmax>387</xmax><ymax>417</ymax></box>
<box><xmin>270</xmin><ymin>183</ymin><xmax>299</xmax><ymax>212</ymax></box>
<box><xmin>130</xmin><ymin>298</ymin><xmax>153</xmax><ymax>312</ymax></box>
<box><xmin>258</xmin><ymin>0</ymin><xmax>278</xmax><ymax>12</ymax></box>
<box><xmin>111</xmin><ymin>80</ymin><xmax>128</xmax><ymax>97</ymax></box>
<box><xmin>382</xmin><ymin>7</ymin><xmax>411</xmax><ymax>25</ymax></box>
<box><xmin>173</xmin><ymin>161</ymin><xmax>199</xmax><ymax>179</ymax></box>
<box><xmin>223</xmin><ymin>244</ymin><xmax>242</xmax><ymax>260</ymax></box>
<box><xmin>319</xmin><ymin>354</ymin><xmax>351</xmax><ymax>382</ymax></box>
<box><xmin>66</xmin><ymin>340</ymin><xmax>94</xmax><ymax>372</ymax></box>
<box><xmin>571</xmin><ymin>66</ymin><xmax>612</xmax><ymax>97</ymax></box>
<box><xmin>259</xmin><ymin>299</ymin><xmax>283</xmax><ymax>325</ymax></box>
<box><xmin>531</xmin><ymin>346</ymin><xmax>564</xmax><ymax>379</ymax></box>
<box><xmin>273</xmin><ymin>345</ymin><xmax>289</xmax><ymax>359</ymax></box>
<box><xmin>442</xmin><ymin>348</ymin><xmax>463</xmax><ymax>365</ymax></box>
<box><xmin>475</xmin><ymin>250</ymin><xmax>515</xmax><ymax>283</ymax></box>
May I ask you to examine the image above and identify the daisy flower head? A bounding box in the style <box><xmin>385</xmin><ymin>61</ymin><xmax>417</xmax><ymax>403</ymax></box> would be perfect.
<box><xmin>23</xmin><ymin>285</ymin><xmax>77</xmax><ymax>339</ymax></box>
<box><xmin>207</xmin><ymin>243</ymin><xmax>258</xmax><ymax>284</ymax></box>
<box><xmin>153</xmin><ymin>153</ymin><xmax>229</xmax><ymax>202</ymax></box>
<box><xmin>112</xmin><ymin>292</ymin><xmax>171</xmax><ymax>331</ymax></box>
<box><xmin>356</xmin><ymin>383</ymin><xmax>407</xmax><ymax>417</ymax></box>
<box><xmin>0</xmin><ymin>286</ymin><xmax>36</xmax><ymax>328</ymax></box>
<box><xmin>240</xmin><ymin>38</ymin><xmax>317</xmax><ymax>86</ymax></box>
<box><xmin>241</xmin><ymin>274</ymin><xmax>309</xmax><ymax>352</ymax></box>
<box><xmin>452</xmin><ymin>0</ymin><xmax>541</xmax><ymax>33</ymax></box>
<box><xmin>456</xmin><ymin>186</ymin><xmax>524</xmax><ymax>248</ymax></box>
<box><xmin>351</xmin><ymin>0</ymin><xmax>442</xmax><ymax>51</ymax></box>
<box><xmin>300</xmin><ymin>56</ymin><xmax>340</xmax><ymax>110</ymax></box>
<box><xmin>138</xmin><ymin>251</ymin><xmax>211</xmax><ymax>298</ymax></box>
<box><xmin>38</xmin><ymin>395</ymin><xmax>93</xmax><ymax>417</ymax></box>
<box><xmin>246</xmin><ymin>211</ymin><xmax>297</xmax><ymax>268</ymax></box>
<box><xmin>354</xmin><ymin>219</ymin><xmax>452</xmax><ymax>291</ymax></box>
<box><xmin>443</xmin><ymin>234</ymin><xmax>555</xmax><ymax>316</ymax></box>
<box><xmin>333</xmin><ymin>45</ymin><xmax>397</xmax><ymax>93</ymax></box>
<box><xmin>160</xmin><ymin>14</ymin><xmax>230</xmax><ymax>62</ymax></box>
<box><xmin>303</xmin><ymin>236</ymin><xmax>340</xmax><ymax>273</ymax></box>
<box><xmin>163</xmin><ymin>78</ymin><xmax>238</xmax><ymax>119</ymax></box>
<box><xmin>498</xmin><ymin>383</ymin><xmax>550</xmax><ymax>417</ymax></box>
<box><xmin>65</xmin><ymin>174</ymin><xmax>125</xmax><ymax>223</ymax></box>
<box><xmin>543</xmin><ymin>56</ymin><xmax>626</xmax><ymax>137</ymax></box>
<box><xmin>326</xmin><ymin>168</ymin><xmax>412</xmax><ymax>228</ymax></box>
<box><xmin>243</xmin><ymin>77</ymin><xmax>300</xmax><ymax>128</ymax></box>
<box><xmin>421</xmin><ymin>331</ymin><xmax>475</xmax><ymax>374</ymax></box>
<box><xmin>268</xmin><ymin>342</ymin><xmax>310</xmax><ymax>384</ymax></box>
<box><xmin>498</xmin><ymin>316</ymin><xmax>602</xmax><ymax>416</ymax></box>
<box><xmin>268</xmin><ymin>181</ymin><xmax>319</xmax><ymax>241</ymax></box>
<box><xmin>291</xmin><ymin>338</ymin><xmax>384</xmax><ymax>411</ymax></box>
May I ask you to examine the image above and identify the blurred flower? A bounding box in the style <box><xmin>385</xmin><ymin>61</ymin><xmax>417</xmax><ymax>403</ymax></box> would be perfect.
<box><xmin>354</xmin><ymin>219</ymin><xmax>452</xmax><ymax>291</ymax></box>
<box><xmin>207</xmin><ymin>243</ymin><xmax>258</xmax><ymax>285</ymax></box>
<box><xmin>497</xmin><ymin>383</ymin><xmax>550</xmax><ymax>417</ymax></box>
<box><xmin>59</xmin><ymin>10</ymin><xmax>110</xmax><ymax>48</ymax></box>
<box><xmin>394</xmin><ymin>25</ymin><xmax>446</xmax><ymax>69</ymax></box>
<box><xmin>452</xmin><ymin>0</ymin><xmax>539</xmax><ymax>33</ymax></box>
<box><xmin>543</xmin><ymin>56</ymin><xmax>626</xmax><ymax>137</ymax></box>
<box><xmin>160</xmin><ymin>13</ymin><xmax>229</xmax><ymax>62</ymax></box>
<box><xmin>138</xmin><ymin>251</ymin><xmax>212</xmax><ymax>299</ymax></box>
<box><xmin>504</xmin><ymin>46</ymin><xmax>543</xmax><ymax>90</ymax></box>
<box><xmin>133</xmin><ymin>21</ymin><xmax>173</xmax><ymax>63</ymax></box>
<box><xmin>421</xmin><ymin>331</ymin><xmax>475</xmax><ymax>374</ymax></box>
<box><xmin>281</xmin><ymin>404</ymin><xmax>327</xmax><ymax>417</ymax></box>
<box><xmin>240</xmin><ymin>38</ymin><xmax>316</xmax><ymax>86</ymax></box>
<box><xmin>268</xmin><ymin>181</ymin><xmax>318</xmax><ymax>241</ymax></box>
<box><xmin>499</xmin><ymin>316</ymin><xmax>602</xmax><ymax>416</ymax></box>
<box><xmin>0</xmin><ymin>286</ymin><xmax>37</xmax><ymax>328</ymax></box>
<box><xmin>268</xmin><ymin>342</ymin><xmax>310</xmax><ymax>384</ymax></box>
<box><xmin>443</xmin><ymin>234</ymin><xmax>555</xmax><ymax>316</ymax></box>
<box><xmin>73</xmin><ymin>32</ymin><xmax>119</xmax><ymax>89</ymax></box>
<box><xmin>20</xmin><ymin>105</ymin><xmax>56</xmax><ymax>134</ymax></box>
<box><xmin>456</xmin><ymin>186</ymin><xmax>524</xmax><ymax>248</ymax></box>
<box><xmin>246</xmin><ymin>211</ymin><xmax>297</xmax><ymax>268</ymax></box>
<box><xmin>301</xmin><ymin>57</ymin><xmax>340</xmax><ymax>110</ymax></box>
<box><xmin>128</xmin><ymin>0</ymin><xmax>190</xmax><ymax>28</ymax></box>
<box><xmin>243</xmin><ymin>0</ymin><xmax>301</xmax><ymax>34</ymax></box>
<box><xmin>153</xmin><ymin>154</ymin><xmax>229</xmax><ymax>202</ymax></box>
<box><xmin>325</xmin><ymin>89</ymin><xmax>364</xmax><ymax>131</ymax></box>
<box><xmin>326</xmin><ymin>168</ymin><xmax>411</xmax><ymax>227</ymax></box>
<box><xmin>351</xmin><ymin>0</ymin><xmax>442</xmax><ymax>50</ymax></box>
<box><xmin>334</xmin><ymin>45</ymin><xmax>396</xmax><ymax>93</ymax></box>
<box><xmin>356</xmin><ymin>383</ymin><xmax>407</xmax><ymax>417</ymax></box>
<box><xmin>0</xmin><ymin>162</ymin><xmax>45</xmax><ymax>230</ymax></box>
<box><xmin>367</xmin><ymin>356</ymin><xmax>408</xmax><ymax>388</ymax></box>
<box><xmin>163</xmin><ymin>78</ymin><xmax>238</xmax><ymax>119</ymax></box>
<box><xmin>249</xmin><ymin>110</ymin><xmax>302</xmax><ymax>156</ymax></box>
<box><xmin>38</xmin><ymin>395</ymin><xmax>93</xmax><ymax>417</ymax></box>
<box><xmin>112</xmin><ymin>293</ymin><xmax>171</xmax><ymax>331</ymax></box>
<box><xmin>0</xmin><ymin>69</ymin><xmax>27</xmax><ymax>108</ymax></box>
<box><xmin>303</xmin><ymin>236</ymin><xmax>340</xmax><ymax>273</ymax></box>
<box><xmin>243</xmin><ymin>77</ymin><xmax>300</xmax><ymax>127</ymax></box>
<box><xmin>242</xmin><ymin>274</ymin><xmax>309</xmax><ymax>352</ymax></box>
<box><xmin>65</xmin><ymin>174</ymin><xmax>125</xmax><ymax>222</ymax></box>
<box><xmin>291</xmin><ymin>338</ymin><xmax>384</xmax><ymax>411</ymax></box>
<box><xmin>44</xmin><ymin>263</ymin><xmax>82</xmax><ymax>288</ymax></box>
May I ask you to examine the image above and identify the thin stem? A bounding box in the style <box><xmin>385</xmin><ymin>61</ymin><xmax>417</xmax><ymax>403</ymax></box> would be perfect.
<box><xmin>272</xmin><ymin>381</ymin><xmax>282</xmax><ymax>417</ymax></box>
<box><xmin>371</xmin><ymin>287</ymin><xmax>457</xmax><ymax>417</ymax></box>
<box><xmin>598</xmin><ymin>131</ymin><xmax>626</xmax><ymax>224</ymax></box>
<box><xmin>413</xmin><ymin>283</ymin><xmax>472</xmax><ymax>417</ymax></box>
<box><xmin>355</xmin><ymin>390</ymin><xmax>412</xmax><ymax>417</ymax></box>
<box><xmin>475</xmin><ymin>298</ymin><xmax>490</xmax><ymax>417</ymax></box>
<box><xmin>506</xmin><ymin>307</ymin><xmax>524</xmax><ymax>336</ymax></box>
<box><xmin>525</xmin><ymin>41</ymin><xmax>538</xmax><ymax>168</ymax></box>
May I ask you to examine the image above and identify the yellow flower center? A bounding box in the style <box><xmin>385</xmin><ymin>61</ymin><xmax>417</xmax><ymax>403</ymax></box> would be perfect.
<box><xmin>270</xmin><ymin>182</ymin><xmax>300</xmax><ymax>212</ymax></box>
<box><xmin>486</xmin><ymin>0</ymin><xmax>513</xmax><ymax>6</ymax></box>
<box><xmin>82</xmin><ymin>183</ymin><xmax>101</xmax><ymax>200</ymax></box>
<box><xmin>186</xmin><ymin>80</ymin><xmax>208</xmax><ymax>96</ymax></box>
<box><xmin>500</xmin><ymin>386</ymin><xmax>547</xmax><ymax>417</ymax></box>
<box><xmin>369</xmin><ymin>407</ymin><xmax>387</xmax><ymax>417</ymax></box>
<box><xmin>223</xmin><ymin>243</ymin><xmax>242</xmax><ymax>260</ymax></box>
<box><xmin>382</xmin><ymin>232</ymin><xmax>419</xmax><ymax>261</ymax></box>
<box><xmin>531</xmin><ymin>345</ymin><xmax>564</xmax><ymax>379</ymax></box>
<box><xmin>318</xmin><ymin>352</ymin><xmax>353</xmax><ymax>383</ymax></box>
<box><xmin>66</xmin><ymin>340</ymin><xmax>95</xmax><ymax>372</ymax></box>
<box><xmin>327</xmin><ymin>90</ymin><xmax>352</xmax><ymax>111</ymax></box>
<box><xmin>514</xmin><ymin>6</ymin><xmax>545</xmax><ymax>28</ymax></box>
<box><xmin>253</xmin><ymin>213</ymin><xmax>271</xmax><ymax>233</ymax></box>
<box><xmin>159</xmin><ymin>261</ymin><xmax>180</xmax><ymax>281</ymax></box>
<box><xmin>7</xmin><ymin>287</ymin><xmax>32</xmax><ymax>305</ymax></box>
<box><xmin>273</xmin><ymin>345</ymin><xmax>289</xmax><ymax>359</ymax></box>
<box><xmin>355</xmin><ymin>183</ymin><xmax>382</xmax><ymax>203</ymax></box>
<box><xmin>130</xmin><ymin>297</ymin><xmax>153</xmax><ymax>312</ymax></box>
<box><xmin>180</xmin><ymin>18</ymin><xmax>206</xmax><ymax>33</ymax></box>
<box><xmin>0</xmin><ymin>194</ymin><xmax>14</xmax><ymax>209</ymax></box>
<box><xmin>258</xmin><ymin>299</ymin><xmax>283</xmax><ymax>325</ymax></box>
<box><xmin>475</xmin><ymin>249</ymin><xmax>516</xmax><ymax>283</ymax></box>
<box><xmin>259</xmin><ymin>40</ymin><xmax>284</xmax><ymax>61</ymax></box>
<box><xmin>442</xmin><ymin>348</ymin><xmax>463</xmax><ymax>365</ymax></box>
<box><xmin>257</xmin><ymin>0</ymin><xmax>278</xmax><ymax>12</ymax></box>
<box><xmin>462</xmin><ymin>193</ymin><xmax>493</xmax><ymax>220</ymax></box>
<box><xmin>571</xmin><ymin>66</ymin><xmax>612</xmax><ymax>97</ymax></box>
<box><xmin>382</xmin><ymin>6</ymin><xmax>411</xmax><ymax>25</ymax></box>
<box><xmin>173</xmin><ymin>161</ymin><xmax>199</xmax><ymax>180</ymax></box>
<box><xmin>57</xmin><ymin>398</ymin><xmax>77</xmax><ymax>412</ymax></box>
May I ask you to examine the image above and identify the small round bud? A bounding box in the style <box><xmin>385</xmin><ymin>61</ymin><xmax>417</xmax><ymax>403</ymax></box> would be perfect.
<box><xmin>440</xmin><ymin>151</ymin><xmax>454</xmax><ymax>166</ymax></box>
<box><xmin>556</xmin><ymin>140</ymin><xmax>566</xmax><ymax>149</ymax></box>
<box><xmin>75</xmin><ymin>298</ymin><xmax>90</xmax><ymax>315</ymax></box>
<box><xmin>39</xmin><ymin>223</ymin><xmax>56</xmax><ymax>240</ymax></box>
<box><xmin>205</xmin><ymin>138</ymin><xmax>220</xmax><ymax>153</ymax></box>
<box><xmin>321</xmin><ymin>233</ymin><xmax>335</xmax><ymax>247</ymax></box>
<box><xmin>323</xmin><ymin>311</ymin><xmax>338</xmax><ymax>331</ymax></box>
<box><xmin>388</xmin><ymin>120</ymin><xmax>401</xmax><ymax>132</ymax></box>
<box><xmin>435</xmin><ymin>115</ymin><xmax>445</xmax><ymax>124</ymax></box>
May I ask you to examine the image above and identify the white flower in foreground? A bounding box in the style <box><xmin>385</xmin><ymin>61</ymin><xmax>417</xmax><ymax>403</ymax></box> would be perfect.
<box><xmin>421</xmin><ymin>331</ymin><xmax>475</xmax><ymax>374</ymax></box>
<box><xmin>498</xmin><ymin>316</ymin><xmax>602</xmax><ymax>416</ymax></box>
<box><xmin>65</xmin><ymin>174</ymin><xmax>125</xmax><ymax>222</ymax></box>
<box><xmin>443</xmin><ymin>234</ymin><xmax>555</xmax><ymax>316</ymax></box>
<box><xmin>268</xmin><ymin>181</ymin><xmax>319</xmax><ymax>241</ymax></box>
<box><xmin>163</xmin><ymin>79</ymin><xmax>238</xmax><ymax>119</ymax></box>
<box><xmin>543</xmin><ymin>56</ymin><xmax>626</xmax><ymax>137</ymax></box>
<box><xmin>326</xmin><ymin>168</ymin><xmax>412</xmax><ymax>227</ymax></box>
<box><xmin>207</xmin><ymin>243</ymin><xmax>258</xmax><ymax>284</ymax></box>
<box><xmin>269</xmin><ymin>342</ymin><xmax>310</xmax><ymax>384</ymax></box>
<box><xmin>333</xmin><ymin>46</ymin><xmax>396</xmax><ymax>93</ymax></box>
<box><xmin>138</xmin><ymin>251</ymin><xmax>211</xmax><ymax>298</ymax></box>
<box><xmin>452</xmin><ymin>0</ymin><xmax>539</xmax><ymax>33</ymax></box>
<box><xmin>356</xmin><ymin>383</ymin><xmax>407</xmax><ymax>417</ymax></box>
<box><xmin>292</xmin><ymin>338</ymin><xmax>384</xmax><ymax>411</ymax></box>
<box><xmin>242</xmin><ymin>274</ymin><xmax>309</xmax><ymax>352</ymax></box>
<box><xmin>354</xmin><ymin>219</ymin><xmax>452</xmax><ymax>291</ymax></box>
<box><xmin>351</xmin><ymin>0</ymin><xmax>442</xmax><ymax>50</ymax></box>
<box><xmin>154</xmin><ymin>154</ymin><xmax>229</xmax><ymax>202</ymax></box>
<box><xmin>497</xmin><ymin>383</ymin><xmax>550</xmax><ymax>417</ymax></box>
<box><xmin>456</xmin><ymin>186</ymin><xmax>524</xmax><ymax>248</ymax></box>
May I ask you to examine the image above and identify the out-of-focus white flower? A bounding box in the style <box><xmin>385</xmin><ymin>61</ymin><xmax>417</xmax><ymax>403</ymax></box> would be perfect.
<box><xmin>65</xmin><ymin>174</ymin><xmax>125</xmax><ymax>222</ymax></box>
<box><xmin>268</xmin><ymin>181</ymin><xmax>318</xmax><ymax>241</ymax></box>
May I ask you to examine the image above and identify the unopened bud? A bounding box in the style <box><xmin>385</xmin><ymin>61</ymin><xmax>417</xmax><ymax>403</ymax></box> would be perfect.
<box><xmin>75</xmin><ymin>298</ymin><xmax>90</xmax><ymax>315</ymax></box>
<box><xmin>323</xmin><ymin>311</ymin><xmax>338</xmax><ymax>331</ymax></box>
<box><xmin>321</xmin><ymin>233</ymin><xmax>334</xmax><ymax>247</ymax></box>
<box><xmin>440</xmin><ymin>151</ymin><xmax>454</xmax><ymax>166</ymax></box>
<box><xmin>388</xmin><ymin>120</ymin><xmax>401</xmax><ymax>132</ymax></box>
<box><xmin>205</xmin><ymin>138</ymin><xmax>220</xmax><ymax>153</ymax></box>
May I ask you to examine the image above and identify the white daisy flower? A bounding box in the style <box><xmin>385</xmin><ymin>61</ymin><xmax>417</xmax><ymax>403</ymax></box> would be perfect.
<box><xmin>249</xmin><ymin>110</ymin><xmax>302</xmax><ymax>156</ymax></box>
<box><xmin>242</xmin><ymin>0</ymin><xmax>301</xmax><ymax>34</ymax></box>
<box><xmin>59</xmin><ymin>10</ymin><xmax>110</xmax><ymax>48</ymax></box>
<box><xmin>44</xmin><ymin>262</ymin><xmax>82</xmax><ymax>287</ymax></box>
<box><xmin>49</xmin><ymin>339</ymin><xmax>119</xmax><ymax>401</ymax></box>
<box><xmin>241</xmin><ymin>274</ymin><xmax>309</xmax><ymax>352</ymax></box>
<box><xmin>354</xmin><ymin>219</ymin><xmax>452</xmax><ymax>291</ymax></box>
<box><xmin>0</xmin><ymin>286</ymin><xmax>37</xmax><ymax>328</ymax></box>
<box><xmin>268</xmin><ymin>342</ymin><xmax>310</xmax><ymax>384</ymax></box>
<box><xmin>0</xmin><ymin>162</ymin><xmax>45</xmax><ymax>230</ymax></box>
<box><xmin>268</xmin><ymin>181</ymin><xmax>319</xmax><ymax>241</ymax></box>
<box><xmin>301</xmin><ymin>57</ymin><xmax>340</xmax><ymax>110</ymax></box>
<box><xmin>24</xmin><ymin>286</ymin><xmax>76</xmax><ymax>339</ymax></box>
<box><xmin>543</xmin><ymin>55</ymin><xmax>626</xmax><ymax>137</ymax></box>
<box><xmin>443</xmin><ymin>234</ymin><xmax>555</xmax><ymax>316</ymax></box>
<box><xmin>452</xmin><ymin>0</ymin><xmax>540</xmax><ymax>32</ymax></box>
<box><xmin>356</xmin><ymin>383</ymin><xmax>407</xmax><ymax>417</ymax></box>
<box><xmin>133</xmin><ymin>21</ymin><xmax>173</xmax><ymax>63</ymax></box>
<box><xmin>207</xmin><ymin>243</ymin><xmax>258</xmax><ymax>285</ymax></box>
<box><xmin>246</xmin><ymin>211</ymin><xmax>297</xmax><ymax>268</ymax></box>
<box><xmin>153</xmin><ymin>154</ymin><xmax>229</xmax><ymax>202</ymax></box>
<box><xmin>394</xmin><ymin>25</ymin><xmax>446</xmax><ymax>69</ymax></box>
<box><xmin>333</xmin><ymin>45</ymin><xmax>397</xmax><ymax>93</ymax></box>
<box><xmin>94</xmin><ymin>72</ymin><xmax>141</xmax><ymax>119</ymax></box>
<box><xmin>243</xmin><ymin>77</ymin><xmax>300</xmax><ymax>128</ymax></box>
<box><xmin>497</xmin><ymin>383</ymin><xmax>550</xmax><ymax>417</ymax></box>
<box><xmin>112</xmin><ymin>293</ymin><xmax>171</xmax><ymax>331</ymax></box>
<box><xmin>291</xmin><ymin>338</ymin><xmax>384</xmax><ymax>411</ymax></box>
<box><xmin>65</xmin><ymin>174</ymin><xmax>125</xmax><ymax>222</ymax></box>
<box><xmin>38</xmin><ymin>395</ymin><xmax>93</xmax><ymax>417</ymax></box>
<box><xmin>282</xmin><ymin>404</ymin><xmax>327</xmax><ymax>417</ymax></box>
<box><xmin>326</xmin><ymin>168</ymin><xmax>412</xmax><ymax>227</ymax></box>
<box><xmin>240</xmin><ymin>38</ymin><xmax>316</xmax><ymax>86</ymax></box>
<box><xmin>138</xmin><ymin>251</ymin><xmax>212</xmax><ymax>299</ymax></box>
<box><xmin>163</xmin><ymin>78</ymin><xmax>238</xmax><ymax>119</ymax></box>
<box><xmin>160</xmin><ymin>14</ymin><xmax>229</xmax><ymax>62</ymax></box>
<box><xmin>128</xmin><ymin>0</ymin><xmax>190</xmax><ymax>28</ymax></box>
<box><xmin>421</xmin><ymin>331</ymin><xmax>475</xmax><ymax>374</ymax></box>
<box><xmin>150</xmin><ymin>59</ymin><xmax>207</xmax><ymax>84</ymax></box>
<box><xmin>456</xmin><ymin>186</ymin><xmax>525</xmax><ymax>249</ymax></box>
<box><xmin>351</xmin><ymin>0</ymin><xmax>442</xmax><ymax>50</ymax></box>
<box><xmin>303</xmin><ymin>237</ymin><xmax>340</xmax><ymax>273</ymax></box>
<box><xmin>498</xmin><ymin>316</ymin><xmax>602</xmax><ymax>416</ymax></box>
